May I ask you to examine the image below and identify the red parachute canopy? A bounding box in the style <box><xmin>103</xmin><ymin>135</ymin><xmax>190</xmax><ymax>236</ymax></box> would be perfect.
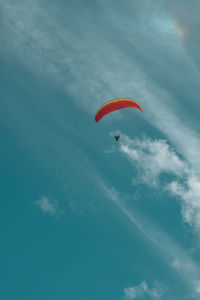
<box><xmin>95</xmin><ymin>98</ymin><xmax>143</xmax><ymax>122</ymax></box>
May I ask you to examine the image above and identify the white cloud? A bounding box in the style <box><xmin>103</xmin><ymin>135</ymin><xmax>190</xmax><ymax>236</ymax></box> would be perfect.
<box><xmin>124</xmin><ymin>281</ymin><xmax>147</xmax><ymax>299</ymax></box>
<box><xmin>34</xmin><ymin>195</ymin><xmax>57</xmax><ymax>216</ymax></box>
<box><xmin>168</xmin><ymin>176</ymin><xmax>200</xmax><ymax>232</ymax></box>
<box><xmin>34</xmin><ymin>187</ymin><xmax>99</xmax><ymax>218</ymax></box>
<box><xmin>119</xmin><ymin>135</ymin><xmax>187</xmax><ymax>186</ymax></box>
<box><xmin>124</xmin><ymin>281</ymin><xmax>164</xmax><ymax>300</ymax></box>
<box><xmin>117</xmin><ymin>133</ymin><xmax>200</xmax><ymax>236</ymax></box>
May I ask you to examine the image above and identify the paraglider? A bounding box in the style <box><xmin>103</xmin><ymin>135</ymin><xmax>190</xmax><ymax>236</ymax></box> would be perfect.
<box><xmin>114</xmin><ymin>135</ymin><xmax>120</xmax><ymax>141</ymax></box>
<box><xmin>95</xmin><ymin>98</ymin><xmax>143</xmax><ymax>122</ymax></box>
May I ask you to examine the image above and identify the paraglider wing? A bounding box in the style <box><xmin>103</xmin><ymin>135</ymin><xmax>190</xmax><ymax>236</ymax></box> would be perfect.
<box><xmin>95</xmin><ymin>98</ymin><xmax>143</xmax><ymax>122</ymax></box>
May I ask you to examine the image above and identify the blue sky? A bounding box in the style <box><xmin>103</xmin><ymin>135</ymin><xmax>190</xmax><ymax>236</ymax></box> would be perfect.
<box><xmin>1</xmin><ymin>0</ymin><xmax>200</xmax><ymax>299</ymax></box>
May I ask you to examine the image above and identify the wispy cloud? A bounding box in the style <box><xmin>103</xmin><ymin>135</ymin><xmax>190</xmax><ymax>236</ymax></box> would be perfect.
<box><xmin>34</xmin><ymin>185</ymin><xmax>100</xmax><ymax>218</ymax></box>
<box><xmin>1</xmin><ymin>0</ymin><xmax>200</xmax><ymax>118</ymax></box>
<box><xmin>2</xmin><ymin>0</ymin><xmax>200</xmax><ymax>175</ymax></box>
<box><xmin>124</xmin><ymin>281</ymin><xmax>164</xmax><ymax>299</ymax></box>
<box><xmin>34</xmin><ymin>195</ymin><xmax>58</xmax><ymax>217</ymax></box>
<box><xmin>103</xmin><ymin>145</ymin><xmax>116</xmax><ymax>154</ymax></box>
